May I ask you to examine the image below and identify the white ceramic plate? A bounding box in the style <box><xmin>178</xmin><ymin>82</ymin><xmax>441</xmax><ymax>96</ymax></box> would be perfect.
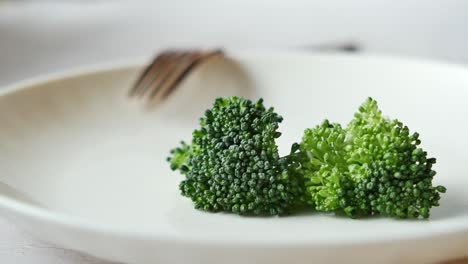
<box><xmin>0</xmin><ymin>52</ymin><xmax>466</xmax><ymax>264</ymax></box>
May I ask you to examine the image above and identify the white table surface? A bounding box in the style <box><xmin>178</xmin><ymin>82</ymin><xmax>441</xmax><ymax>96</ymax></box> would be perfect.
<box><xmin>0</xmin><ymin>1</ymin><xmax>467</xmax><ymax>263</ymax></box>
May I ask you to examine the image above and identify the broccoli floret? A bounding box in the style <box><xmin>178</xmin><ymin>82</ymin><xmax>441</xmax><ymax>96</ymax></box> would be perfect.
<box><xmin>300</xmin><ymin>98</ymin><xmax>446</xmax><ymax>219</ymax></box>
<box><xmin>168</xmin><ymin>97</ymin><xmax>304</xmax><ymax>215</ymax></box>
<box><xmin>168</xmin><ymin>141</ymin><xmax>191</xmax><ymax>171</ymax></box>
<box><xmin>300</xmin><ymin>120</ymin><xmax>349</xmax><ymax>212</ymax></box>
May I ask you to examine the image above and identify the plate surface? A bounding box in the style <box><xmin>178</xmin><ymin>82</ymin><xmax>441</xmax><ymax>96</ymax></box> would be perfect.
<box><xmin>0</xmin><ymin>52</ymin><xmax>467</xmax><ymax>264</ymax></box>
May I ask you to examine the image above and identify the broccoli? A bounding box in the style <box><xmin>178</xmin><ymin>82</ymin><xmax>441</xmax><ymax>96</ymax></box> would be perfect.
<box><xmin>300</xmin><ymin>98</ymin><xmax>446</xmax><ymax>219</ymax></box>
<box><xmin>168</xmin><ymin>97</ymin><xmax>304</xmax><ymax>215</ymax></box>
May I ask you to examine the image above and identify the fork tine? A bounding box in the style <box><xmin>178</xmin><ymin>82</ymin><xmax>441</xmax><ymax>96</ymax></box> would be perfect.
<box><xmin>130</xmin><ymin>49</ymin><xmax>224</xmax><ymax>101</ymax></box>
<box><xmin>129</xmin><ymin>52</ymin><xmax>170</xmax><ymax>97</ymax></box>
<box><xmin>136</xmin><ymin>52</ymin><xmax>183</xmax><ymax>98</ymax></box>
<box><xmin>130</xmin><ymin>51</ymin><xmax>184</xmax><ymax>97</ymax></box>
<box><xmin>149</xmin><ymin>50</ymin><xmax>222</xmax><ymax>100</ymax></box>
<box><xmin>160</xmin><ymin>50</ymin><xmax>223</xmax><ymax>99</ymax></box>
<box><xmin>147</xmin><ymin>52</ymin><xmax>203</xmax><ymax>100</ymax></box>
<box><xmin>141</xmin><ymin>52</ymin><xmax>192</xmax><ymax>99</ymax></box>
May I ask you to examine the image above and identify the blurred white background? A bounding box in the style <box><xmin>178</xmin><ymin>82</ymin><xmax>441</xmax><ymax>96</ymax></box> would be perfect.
<box><xmin>0</xmin><ymin>1</ymin><xmax>467</xmax><ymax>263</ymax></box>
<box><xmin>1</xmin><ymin>0</ymin><xmax>468</xmax><ymax>87</ymax></box>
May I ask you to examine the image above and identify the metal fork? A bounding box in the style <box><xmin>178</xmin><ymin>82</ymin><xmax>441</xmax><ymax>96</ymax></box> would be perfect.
<box><xmin>129</xmin><ymin>43</ymin><xmax>359</xmax><ymax>101</ymax></box>
<box><xmin>129</xmin><ymin>49</ymin><xmax>224</xmax><ymax>101</ymax></box>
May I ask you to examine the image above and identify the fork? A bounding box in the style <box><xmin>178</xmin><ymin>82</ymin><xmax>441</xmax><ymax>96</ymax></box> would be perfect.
<box><xmin>129</xmin><ymin>43</ymin><xmax>359</xmax><ymax>101</ymax></box>
<box><xmin>129</xmin><ymin>49</ymin><xmax>224</xmax><ymax>101</ymax></box>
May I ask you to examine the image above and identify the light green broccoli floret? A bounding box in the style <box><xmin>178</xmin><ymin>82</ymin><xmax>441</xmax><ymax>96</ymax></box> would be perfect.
<box><xmin>300</xmin><ymin>98</ymin><xmax>446</xmax><ymax>219</ymax></box>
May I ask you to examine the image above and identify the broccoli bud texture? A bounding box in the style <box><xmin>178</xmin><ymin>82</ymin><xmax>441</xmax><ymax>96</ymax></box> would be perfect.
<box><xmin>168</xmin><ymin>97</ymin><xmax>304</xmax><ymax>215</ymax></box>
<box><xmin>169</xmin><ymin>96</ymin><xmax>446</xmax><ymax>219</ymax></box>
<box><xmin>300</xmin><ymin>98</ymin><xmax>446</xmax><ymax>219</ymax></box>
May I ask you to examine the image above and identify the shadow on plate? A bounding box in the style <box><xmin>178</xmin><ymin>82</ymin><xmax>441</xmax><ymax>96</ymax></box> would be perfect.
<box><xmin>289</xmin><ymin>191</ymin><xmax>468</xmax><ymax>221</ymax></box>
<box><xmin>152</xmin><ymin>56</ymin><xmax>258</xmax><ymax>122</ymax></box>
<box><xmin>429</xmin><ymin>191</ymin><xmax>468</xmax><ymax>220</ymax></box>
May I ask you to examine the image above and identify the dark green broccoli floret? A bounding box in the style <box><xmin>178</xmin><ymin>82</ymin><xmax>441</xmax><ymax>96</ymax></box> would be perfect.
<box><xmin>300</xmin><ymin>98</ymin><xmax>446</xmax><ymax>219</ymax></box>
<box><xmin>168</xmin><ymin>97</ymin><xmax>304</xmax><ymax>215</ymax></box>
